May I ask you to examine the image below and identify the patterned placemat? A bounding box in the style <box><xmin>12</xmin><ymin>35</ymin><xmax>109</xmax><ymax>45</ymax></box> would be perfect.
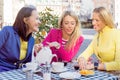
<box><xmin>0</xmin><ymin>69</ymin><xmax>42</xmax><ymax>80</ymax></box>
<box><xmin>51</xmin><ymin>70</ymin><xmax>118</xmax><ymax>80</ymax></box>
<box><xmin>0</xmin><ymin>65</ymin><xmax>118</xmax><ymax>80</ymax></box>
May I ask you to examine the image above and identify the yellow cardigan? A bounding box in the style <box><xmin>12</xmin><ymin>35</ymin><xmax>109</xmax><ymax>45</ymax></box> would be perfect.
<box><xmin>78</xmin><ymin>26</ymin><xmax>120</xmax><ymax>71</ymax></box>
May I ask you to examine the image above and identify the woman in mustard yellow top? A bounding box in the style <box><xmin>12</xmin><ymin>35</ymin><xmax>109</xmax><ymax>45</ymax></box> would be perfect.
<box><xmin>78</xmin><ymin>7</ymin><xmax>120</xmax><ymax>71</ymax></box>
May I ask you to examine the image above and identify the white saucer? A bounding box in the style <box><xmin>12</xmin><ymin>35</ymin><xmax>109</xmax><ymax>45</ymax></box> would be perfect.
<box><xmin>59</xmin><ymin>71</ymin><xmax>81</xmax><ymax>79</ymax></box>
<box><xmin>22</xmin><ymin>68</ymin><xmax>41</xmax><ymax>73</ymax></box>
<box><xmin>51</xmin><ymin>67</ymin><xmax>68</xmax><ymax>73</ymax></box>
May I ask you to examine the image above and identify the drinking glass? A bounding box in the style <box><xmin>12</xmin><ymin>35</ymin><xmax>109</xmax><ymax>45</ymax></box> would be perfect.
<box><xmin>25</xmin><ymin>70</ymin><xmax>33</xmax><ymax>80</ymax></box>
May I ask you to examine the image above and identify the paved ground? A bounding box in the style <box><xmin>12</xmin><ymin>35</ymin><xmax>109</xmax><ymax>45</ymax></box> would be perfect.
<box><xmin>74</xmin><ymin>28</ymin><xmax>96</xmax><ymax>58</ymax></box>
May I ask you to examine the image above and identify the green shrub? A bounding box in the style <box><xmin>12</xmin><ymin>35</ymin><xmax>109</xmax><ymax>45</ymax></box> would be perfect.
<box><xmin>34</xmin><ymin>7</ymin><xmax>59</xmax><ymax>43</ymax></box>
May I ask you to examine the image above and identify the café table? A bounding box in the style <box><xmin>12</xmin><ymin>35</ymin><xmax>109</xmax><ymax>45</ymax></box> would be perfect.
<box><xmin>0</xmin><ymin>64</ymin><xmax>118</xmax><ymax>80</ymax></box>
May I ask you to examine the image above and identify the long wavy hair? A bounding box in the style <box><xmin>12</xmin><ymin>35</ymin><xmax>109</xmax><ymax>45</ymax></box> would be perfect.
<box><xmin>58</xmin><ymin>10</ymin><xmax>81</xmax><ymax>50</ymax></box>
<box><xmin>93</xmin><ymin>7</ymin><xmax>115</xmax><ymax>28</ymax></box>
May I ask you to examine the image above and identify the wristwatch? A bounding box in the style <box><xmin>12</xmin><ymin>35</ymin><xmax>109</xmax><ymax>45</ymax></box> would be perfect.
<box><xmin>94</xmin><ymin>62</ymin><xmax>98</xmax><ymax>70</ymax></box>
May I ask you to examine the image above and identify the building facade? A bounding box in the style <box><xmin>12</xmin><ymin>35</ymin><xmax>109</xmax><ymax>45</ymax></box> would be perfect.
<box><xmin>0</xmin><ymin>0</ymin><xmax>3</xmax><ymax>28</ymax></box>
<box><xmin>0</xmin><ymin>0</ymin><xmax>120</xmax><ymax>28</ymax></box>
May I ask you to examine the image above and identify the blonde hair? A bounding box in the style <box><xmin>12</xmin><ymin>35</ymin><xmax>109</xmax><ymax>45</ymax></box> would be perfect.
<box><xmin>58</xmin><ymin>10</ymin><xmax>81</xmax><ymax>50</ymax></box>
<box><xmin>93</xmin><ymin>7</ymin><xmax>115</xmax><ymax>28</ymax></box>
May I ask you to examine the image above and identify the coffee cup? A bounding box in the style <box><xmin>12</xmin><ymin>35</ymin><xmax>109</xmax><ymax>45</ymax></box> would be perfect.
<box><xmin>52</xmin><ymin>62</ymin><xmax>64</xmax><ymax>71</ymax></box>
<box><xmin>22</xmin><ymin>62</ymin><xmax>38</xmax><ymax>71</ymax></box>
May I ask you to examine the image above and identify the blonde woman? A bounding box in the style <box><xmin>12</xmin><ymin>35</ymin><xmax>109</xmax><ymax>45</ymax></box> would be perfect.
<box><xmin>41</xmin><ymin>10</ymin><xmax>84</xmax><ymax>62</ymax></box>
<box><xmin>78</xmin><ymin>7</ymin><xmax>120</xmax><ymax>71</ymax></box>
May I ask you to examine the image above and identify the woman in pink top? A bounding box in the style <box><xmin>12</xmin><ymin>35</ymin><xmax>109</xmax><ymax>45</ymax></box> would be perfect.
<box><xmin>43</xmin><ymin>10</ymin><xmax>84</xmax><ymax>62</ymax></box>
<box><xmin>35</xmin><ymin>10</ymin><xmax>84</xmax><ymax>62</ymax></box>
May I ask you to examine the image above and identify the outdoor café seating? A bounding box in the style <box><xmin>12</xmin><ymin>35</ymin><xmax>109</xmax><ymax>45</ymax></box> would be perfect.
<box><xmin>0</xmin><ymin>62</ymin><xmax>118</xmax><ymax>80</ymax></box>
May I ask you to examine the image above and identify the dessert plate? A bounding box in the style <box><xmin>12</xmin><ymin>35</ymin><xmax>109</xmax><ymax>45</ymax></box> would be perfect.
<box><xmin>59</xmin><ymin>71</ymin><xmax>81</xmax><ymax>79</ymax></box>
<box><xmin>51</xmin><ymin>67</ymin><xmax>68</xmax><ymax>73</ymax></box>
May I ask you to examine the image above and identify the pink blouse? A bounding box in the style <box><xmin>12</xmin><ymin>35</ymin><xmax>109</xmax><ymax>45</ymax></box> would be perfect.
<box><xmin>42</xmin><ymin>28</ymin><xmax>84</xmax><ymax>62</ymax></box>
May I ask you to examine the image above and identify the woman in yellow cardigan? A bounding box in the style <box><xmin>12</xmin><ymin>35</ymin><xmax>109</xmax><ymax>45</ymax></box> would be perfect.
<box><xmin>78</xmin><ymin>7</ymin><xmax>120</xmax><ymax>71</ymax></box>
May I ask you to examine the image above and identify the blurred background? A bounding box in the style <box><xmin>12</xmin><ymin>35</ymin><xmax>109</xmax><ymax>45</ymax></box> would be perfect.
<box><xmin>0</xmin><ymin>0</ymin><xmax>120</xmax><ymax>58</ymax></box>
<box><xmin>1</xmin><ymin>0</ymin><xmax>119</xmax><ymax>29</ymax></box>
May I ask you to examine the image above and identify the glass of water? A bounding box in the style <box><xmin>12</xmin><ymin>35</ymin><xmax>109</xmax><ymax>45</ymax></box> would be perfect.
<box><xmin>25</xmin><ymin>70</ymin><xmax>33</xmax><ymax>80</ymax></box>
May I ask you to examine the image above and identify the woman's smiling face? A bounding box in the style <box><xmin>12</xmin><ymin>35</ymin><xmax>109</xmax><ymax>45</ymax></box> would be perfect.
<box><xmin>62</xmin><ymin>15</ymin><xmax>76</xmax><ymax>35</ymax></box>
<box><xmin>25</xmin><ymin>10</ymin><xmax>41</xmax><ymax>34</ymax></box>
<box><xmin>92</xmin><ymin>12</ymin><xmax>106</xmax><ymax>32</ymax></box>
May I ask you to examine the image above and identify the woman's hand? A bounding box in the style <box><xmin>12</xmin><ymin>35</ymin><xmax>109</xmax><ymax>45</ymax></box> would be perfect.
<box><xmin>98</xmin><ymin>62</ymin><xmax>105</xmax><ymax>70</ymax></box>
<box><xmin>34</xmin><ymin>43</ymin><xmax>43</xmax><ymax>53</ymax></box>
<box><xmin>78</xmin><ymin>57</ymin><xmax>87</xmax><ymax>70</ymax></box>
<box><xmin>46</xmin><ymin>41</ymin><xmax>60</xmax><ymax>49</ymax></box>
<box><xmin>86</xmin><ymin>61</ymin><xmax>94</xmax><ymax>70</ymax></box>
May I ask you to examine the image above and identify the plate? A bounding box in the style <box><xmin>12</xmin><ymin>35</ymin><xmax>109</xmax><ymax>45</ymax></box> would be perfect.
<box><xmin>79</xmin><ymin>70</ymin><xmax>94</xmax><ymax>76</ymax></box>
<box><xmin>22</xmin><ymin>68</ymin><xmax>41</xmax><ymax>73</ymax></box>
<box><xmin>59</xmin><ymin>71</ymin><xmax>81</xmax><ymax>79</ymax></box>
<box><xmin>51</xmin><ymin>67</ymin><xmax>68</xmax><ymax>73</ymax></box>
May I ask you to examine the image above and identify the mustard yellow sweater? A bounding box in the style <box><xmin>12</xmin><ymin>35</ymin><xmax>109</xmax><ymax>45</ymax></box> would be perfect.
<box><xmin>78</xmin><ymin>26</ymin><xmax>120</xmax><ymax>71</ymax></box>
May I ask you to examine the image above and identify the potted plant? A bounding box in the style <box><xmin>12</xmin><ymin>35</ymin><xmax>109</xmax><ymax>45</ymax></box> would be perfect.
<box><xmin>34</xmin><ymin>7</ymin><xmax>58</xmax><ymax>43</ymax></box>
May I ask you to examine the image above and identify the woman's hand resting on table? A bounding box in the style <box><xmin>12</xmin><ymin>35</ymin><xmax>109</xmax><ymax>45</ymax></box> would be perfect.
<box><xmin>78</xmin><ymin>57</ymin><xmax>87</xmax><ymax>70</ymax></box>
<box><xmin>78</xmin><ymin>57</ymin><xmax>106</xmax><ymax>70</ymax></box>
<box><xmin>97</xmin><ymin>62</ymin><xmax>106</xmax><ymax>70</ymax></box>
<box><xmin>46</xmin><ymin>41</ymin><xmax>60</xmax><ymax>49</ymax></box>
<box><xmin>78</xmin><ymin>57</ymin><xmax>94</xmax><ymax>70</ymax></box>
